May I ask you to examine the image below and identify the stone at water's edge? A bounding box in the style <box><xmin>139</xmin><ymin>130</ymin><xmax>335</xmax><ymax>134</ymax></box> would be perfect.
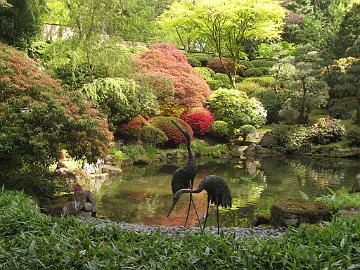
<box><xmin>41</xmin><ymin>190</ymin><xmax>97</xmax><ymax>217</ymax></box>
<box><xmin>270</xmin><ymin>198</ymin><xmax>331</xmax><ymax>227</ymax></box>
<box><xmin>351</xmin><ymin>174</ymin><xmax>360</xmax><ymax>193</ymax></box>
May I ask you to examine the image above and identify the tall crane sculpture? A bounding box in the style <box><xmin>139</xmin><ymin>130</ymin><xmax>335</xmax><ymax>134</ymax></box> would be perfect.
<box><xmin>168</xmin><ymin>175</ymin><xmax>232</xmax><ymax>234</ymax></box>
<box><xmin>169</xmin><ymin>120</ymin><xmax>200</xmax><ymax>226</ymax></box>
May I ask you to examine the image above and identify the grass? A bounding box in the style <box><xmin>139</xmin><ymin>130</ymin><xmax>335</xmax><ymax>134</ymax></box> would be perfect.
<box><xmin>1</xmin><ymin>191</ymin><xmax>360</xmax><ymax>269</ymax></box>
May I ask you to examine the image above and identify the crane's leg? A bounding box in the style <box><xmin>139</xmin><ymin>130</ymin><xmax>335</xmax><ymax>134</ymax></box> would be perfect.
<box><xmin>202</xmin><ymin>199</ymin><xmax>210</xmax><ymax>232</ymax></box>
<box><xmin>191</xmin><ymin>197</ymin><xmax>201</xmax><ymax>223</ymax></box>
<box><xmin>216</xmin><ymin>205</ymin><xmax>220</xmax><ymax>235</ymax></box>
<box><xmin>184</xmin><ymin>194</ymin><xmax>192</xmax><ymax>226</ymax></box>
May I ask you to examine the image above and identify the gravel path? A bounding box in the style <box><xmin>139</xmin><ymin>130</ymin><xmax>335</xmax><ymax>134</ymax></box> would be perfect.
<box><xmin>78</xmin><ymin>217</ymin><xmax>286</xmax><ymax>238</ymax></box>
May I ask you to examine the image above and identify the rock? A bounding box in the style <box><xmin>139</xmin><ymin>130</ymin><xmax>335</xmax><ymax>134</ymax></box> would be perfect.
<box><xmin>351</xmin><ymin>174</ymin><xmax>360</xmax><ymax>193</ymax></box>
<box><xmin>42</xmin><ymin>190</ymin><xmax>97</xmax><ymax>217</ymax></box>
<box><xmin>254</xmin><ymin>215</ymin><xmax>270</xmax><ymax>227</ymax></box>
<box><xmin>102</xmin><ymin>165</ymin><xmax>122</xmax><ymax>175</ymax></box>
<box><xmin>260</xmin><ymin>132</ymin><xmax>276</xmax><ymax>147</ymax></box>
<box><xmin>229</xmin><ymin>145</ymin><xmax>244</xmax><ymax>157</ymax></box>
<box><xmin>270</xmin><ymin>197</ymin><xmax>331</xmax><ymax>227</ymax></box>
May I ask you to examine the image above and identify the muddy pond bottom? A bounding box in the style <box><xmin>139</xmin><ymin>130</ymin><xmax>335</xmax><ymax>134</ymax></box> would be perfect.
<box><xmin>96</xmin><ymin>156</ymin><xmax>360</xmax><ymax>228</ymax></box>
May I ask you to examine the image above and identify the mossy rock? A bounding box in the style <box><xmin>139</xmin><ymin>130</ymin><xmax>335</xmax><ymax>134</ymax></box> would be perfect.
<box><xmin>270</xmin><ymin>197</ymin><xmax>331</xmax><ymax>227</ymax></box>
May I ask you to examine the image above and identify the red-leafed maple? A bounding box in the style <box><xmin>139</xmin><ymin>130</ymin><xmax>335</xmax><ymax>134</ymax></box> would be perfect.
<box><xmin>117</xmin><ymin>114</ymin><xmax>148</xmax><ymax>139</ymax></box>
<box><xmin>148</xmin><ymin>116</ymin><xmax>194</xmax><ymax>145</ymax></box>
<box><xmin>180</xmin><ymin>107</ymin><xmax>215</xmax><ymax>135</ymax></box>
<box><xmin>135</xmin><ymin>43</ymin><xmax>212</xmax><ymax>108</ymax></box>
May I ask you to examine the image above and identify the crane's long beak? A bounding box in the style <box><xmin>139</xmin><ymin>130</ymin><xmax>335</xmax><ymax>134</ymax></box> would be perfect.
<box><xmin>167</xmin><ymin>200</ymin><xmax>177</xmax><ymax>217</ymax></box>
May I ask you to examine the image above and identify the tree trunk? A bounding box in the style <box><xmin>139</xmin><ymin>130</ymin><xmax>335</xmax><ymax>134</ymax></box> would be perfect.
<box><xmin>298</xmin><ymin>78</ymin><xmax>308</xmax><ymax>124</ymax></box>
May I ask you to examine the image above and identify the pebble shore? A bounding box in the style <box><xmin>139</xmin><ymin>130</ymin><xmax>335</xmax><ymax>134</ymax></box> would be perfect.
<box><xmin>78</xmin><ymin>217</ymin><xmax>286</xmax><ymax>238</ymax></box>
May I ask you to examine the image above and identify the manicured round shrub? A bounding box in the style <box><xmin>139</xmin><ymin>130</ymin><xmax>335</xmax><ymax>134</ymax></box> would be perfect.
<box><xmin>211</xmin><ymin>73</ymin><xmax>232</xmax><ymax>89</ymax></box>
<box><xmin>190</xmin><ymin>53</ymin><xmax>214</xmax><ymax>66</ymax></box>
<box><xmin>238</xmin><ymin>60</ymin><xmax>254</xmax><ymax>69</ymax></box>
<box><xmin>194</xmin><ymin>67</ymin><xmax>215</xmax><ymax>80</ymax></box>
<box><xmin>241</xmin><ymin>76</ymin><xmax>276</xmax><ymax>88</ymax></box>
<box><xmin>140</xmin><ymin>125</ymin><xmax>168</xmax><ymax>146</ymax></box>
<box><xmin>180</xmin><ymin>107</ymin><xmax>215</xmax><ymax>135</ymax></box>
<box><xmin>211</xmin><ymin>120</ymin><xmax>233</xmax><ymax>140</ymax></box>
<box><xmin>308</xmin><ymin>118</ymin><xmax>345</xmax><ymax>144</ymax></box>
<box><xmin>235</xmin><ymin>81</ymin><xmax>266</xmax><ymax>96</ymax></box>
<box><xmin>239</xmin><ymin>125</ymin><xmax>256</xmax><ymax>140</ymax></box>
<box><xmin>244</xmin><ymin>67</ymin><xmax>270</xmax><ymax>77</ymax></box>
<box><xmin>117</xmin><ymin>115</ymin><xmax>147</xmax><ymax>140</ymax></box>
<box><xmin>207</xmin><ymin>57</ymin><xmax>245</xmax><ymax>76</ymax></box>
<box><xmin>148</xmin><ymin>116</ymin><xmax>194</xmax><ymax>145</ymax></box>
<box><xmin>208</xmin><ymin>88</ymin><xmax>267</xmax><ymax>128</ymax></box>
<box><xmin>250</xmin><ymin>59</ymin><xmax>275</xmax><ymax>68</ymax></box>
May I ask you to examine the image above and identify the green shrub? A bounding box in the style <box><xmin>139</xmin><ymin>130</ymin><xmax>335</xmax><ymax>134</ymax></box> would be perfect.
<box><xmin>265</xmin><ymin>124</ymin><xmax>310</xmax><ymax>151</ymax></box>
<box><xmin>250</xmin><ymin>59</ymin><xmax>274</xmax><ymax>68</ymax></box>
<box><xmin>211</xmin><ymin>73</ymin><xmax>232</xmax><ymax>89</ymax></box>
<box><xmin>239</xmin><ymin>124</ymin><xmax>256</xmax><ymax>140</ymax></box>
<box><xmin>238</xmin><ymin>60</ymin><xmax>254</xmax><ymax>69</ymax></box>
<box><xmin>187</xmin><ymin>54</ymin><xmax>202</xmax><ymax>67</ymax></box>
<box><xmin>308</xmin><ymin>118</ymin><xmax>345</xmax><ymax>144</ymax></box>
<box><xmin>208</xmin><ymin>88</ymin><xmax>267</xmax><ymax>128</ymax></box>
<box><xmin>2</xmin><ymin>191</ymin><xmax>360</xmax><ymax>269</ymax></box>
<box><xmin>316</xmin><ymin>188</ymin><xmax>360</xmax><ymax>212</ymax></box>
<box><xmin>235</xmin><ymin>81</ymin><xmax>266</xmax><ymax>96</ymax></box>
<box><xmin>211</xmin><ymin>120</ymin><xmax>234</xmax><ymax>140</ymax></box>
<box><xmin>244</xmin><ymin>67</ymin><xmax>270</xmax><ymax>77</ymax></box>
<box><xmin>346</xmin><ymin>126</ymin><xmax>360</xmax><ymax>146</ymax></box>
<box><xmin>140</xmin><ymin>125</ymin><xmax>168</xmax><ymax>146</ymax></box>
<box><xmin>253</xmin><ymin>89</ymin><xmax>284</xmax><ymax>123</ymax></box>
<box><xmin>194</xmin><ymin>67</ymin><xmax>215</xmax><ymax>80</ymax></box>
<box><xmin>241</xmin><ymin>76</ymin><xmax>276</xmax><ymax>88</ymax></box>
<box><xmin>81</xmin><ymin>78</ymin><xmax>159</xmax><ymax>129</ymax></box>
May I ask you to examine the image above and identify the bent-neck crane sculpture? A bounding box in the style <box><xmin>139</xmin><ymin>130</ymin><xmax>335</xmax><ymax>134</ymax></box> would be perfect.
<box><xmin>169</xmin><ymin>120</ymin><xmax>200</xmax><ymax>226</ymax></box>
<box><xmin>168</xmin><ymin>175</ymin><xmax>232</xmax><ymax>234</ymax></box>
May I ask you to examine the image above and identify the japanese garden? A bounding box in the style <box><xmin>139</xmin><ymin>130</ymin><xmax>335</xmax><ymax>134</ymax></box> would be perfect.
<box><xmin>1</xmin><ymin>0</ymin><xmax>360</xmax><ymax>269</ymax></box>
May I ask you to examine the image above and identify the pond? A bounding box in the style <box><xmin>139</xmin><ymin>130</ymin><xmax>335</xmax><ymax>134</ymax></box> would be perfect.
<box><xmin>96</xmin><ymin>156</ymin><xmax>360</xmax><ymax>228</ymax></box>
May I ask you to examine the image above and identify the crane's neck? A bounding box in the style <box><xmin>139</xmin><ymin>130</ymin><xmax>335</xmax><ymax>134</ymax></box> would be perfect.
<box><xmin>186</xmin><ymin>141</ymin><xmax>195</xmax><ymax>162</ymax></box>
<box><xmin>174</xmin><ymin>186</ymin><xmax>204</xmax><ymax>199</ymax></box>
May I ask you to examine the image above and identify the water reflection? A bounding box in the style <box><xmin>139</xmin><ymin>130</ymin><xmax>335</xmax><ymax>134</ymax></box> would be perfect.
<box><xmin>97</xmin><ymin>156</ymin><xmax>360</xmax><ymax>227</ymax></box>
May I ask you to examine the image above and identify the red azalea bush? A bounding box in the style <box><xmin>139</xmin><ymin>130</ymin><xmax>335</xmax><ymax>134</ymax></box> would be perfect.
<box><xmin>135</xmin><ymin>43</ymin><xmax>212</xmax><ymax>108</ymax></box>
<box><xmin>148</xmin><ymin>116</ymin><xmax>194</xmax><ymax>145</ymax></box>
<box><xmin>207</xmin><ymin>57</ymin><xmax>245</xmax><ymax>76</ymax></box>
<box><xmin>117</xmin><ymin>114</ymin><xmax>147</xmax><ymax>139</ymax></box>
<box><xmin>180</xmin><ymin>107</ymin><xmax>215</xmax><ymax>135</ymax></box>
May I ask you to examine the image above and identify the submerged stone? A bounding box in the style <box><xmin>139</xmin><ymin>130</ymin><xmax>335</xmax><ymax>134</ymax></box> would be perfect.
<box><xmin>270</xmin><ymin>197</ymin><xmax>331</xmax><ymax>227</ymax></box>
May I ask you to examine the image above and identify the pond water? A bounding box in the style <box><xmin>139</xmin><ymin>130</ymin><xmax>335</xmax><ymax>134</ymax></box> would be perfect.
<box><xmin>96</xmin><ymin>156</ymin><xmax>360</xmax><ymax>228</ymax></box>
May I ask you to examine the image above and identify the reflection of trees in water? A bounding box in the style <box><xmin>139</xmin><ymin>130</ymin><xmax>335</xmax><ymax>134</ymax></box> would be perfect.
<box><xmin>97</xmin><ymin>156</ymin><xmax>360</xmax><ymax>227</ymax></box>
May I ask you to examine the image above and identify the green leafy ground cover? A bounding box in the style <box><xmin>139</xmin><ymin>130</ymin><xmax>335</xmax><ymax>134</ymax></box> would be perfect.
<box><xmin>1</xmin><ymin>191</ymin><xmax>360</xmax><ymax>269</ymax></box>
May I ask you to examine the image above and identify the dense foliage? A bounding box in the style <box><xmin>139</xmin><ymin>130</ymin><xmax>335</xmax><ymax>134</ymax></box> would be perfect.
<box><xmin>208</xmin><ymin>89</ymin><xmax>267</xmax><ymax>129</ymax></box>
<box><xmin>2</xmin><ymin>191</ymin><xmax>360</xmax><ymax>269</ymax></box>
<box><xmin>81</xmin><ymin>78</ymin><xmax>159</xmax><ymax>129</ymax></box>
<box><xmin>148</xmin><ymin>116</ymin><xmax>193</xmax><ymax>145</ymax></box>
<box><xmin>0</xmin><ymin>43</ymin><xmax>112</xmax><ymax>193</ymax></box>
<box><xmin>180</xmin><ymin>108</ymin><xmax>215</xmax><ymax>135</ymax></box>
<box><xmin>135</xmin><ymin>43</ymin><xmax>212</xmax><ymax>108</ymax></box>
<box><xmin>0</xmin><ymin>0</ymin><xmax>44</xmax><ymax>49</ymax></box>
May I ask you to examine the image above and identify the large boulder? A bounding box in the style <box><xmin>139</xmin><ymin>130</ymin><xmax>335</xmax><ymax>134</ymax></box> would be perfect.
<box><xmin>270</xmin><ymin>198</ymin><xmax>331</xmax><ymax>227</ymax></box>
<box><xmin>42</xmin><ymin>190</ymin><xmax>97</xmax><ymax>217</ymax></box>
<box><xmin>260</xmin><ymin>132</ymin><xmax>276</xmax><ymax>147</ymax></box>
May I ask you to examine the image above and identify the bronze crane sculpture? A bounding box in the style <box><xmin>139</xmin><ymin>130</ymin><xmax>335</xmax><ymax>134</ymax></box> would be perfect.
<box><xmin>169</xmin><ymin>120</ymin><xmax>200</xmax><ymax>226</ymax></box>
<box><xmin>168</xmin><ymin>175</ymin><xmax>232</xmax><ymax>234</ymax></box>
